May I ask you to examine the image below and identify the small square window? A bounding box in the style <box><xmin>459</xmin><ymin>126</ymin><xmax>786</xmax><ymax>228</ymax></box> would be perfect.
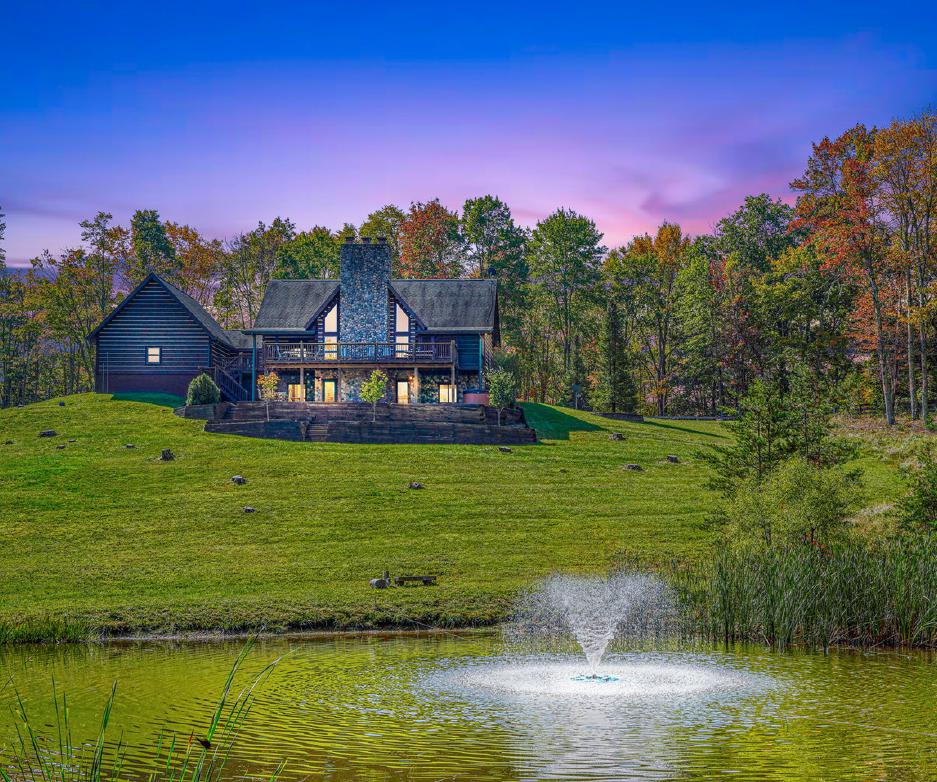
<box><xmin>146</xmin><ymin>347</ymin><xmax>161</xmax><ymax>365</ymax></box>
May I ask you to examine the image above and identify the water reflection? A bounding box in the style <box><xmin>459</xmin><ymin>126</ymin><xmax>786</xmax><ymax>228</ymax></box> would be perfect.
<box><xmin>1</xmin><ymin>634</ymin><xmax>937</xmax><ymax>781</ymax></box>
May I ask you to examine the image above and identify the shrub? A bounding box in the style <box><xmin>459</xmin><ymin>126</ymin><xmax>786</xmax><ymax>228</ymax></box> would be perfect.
<box><xmin>898</xmin><ymin>444</ymin><xmax>937</xmax><ymax>534</ymax></box>
<box><xmin>723</xmin><ymin>457</ymin><xmax>857</xmax><ymax>550</ymax></box>
<box><xmin>186</xmin><ymin>373</ymin><xmax>221</xmax><ymax>406</ymax></box>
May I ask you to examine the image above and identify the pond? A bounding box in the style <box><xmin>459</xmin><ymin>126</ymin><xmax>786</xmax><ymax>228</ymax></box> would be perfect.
<box><xmin>2</xmin><ymin>632</ymin><xmax>936</xmax><ymax>781</ymax></box>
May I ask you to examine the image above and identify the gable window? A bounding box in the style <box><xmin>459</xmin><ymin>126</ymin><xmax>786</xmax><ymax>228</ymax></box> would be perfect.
<box><xmin>324</xmin><ymin>302</ymin><xmax>338</xmax><ymax>333</ymax></box>
<box><xmin>439</xmin><ymin>383</ymin><xmax>456</xmax><ymax>403</ymax></box>
<box><xmin>394</xmin><ymin>302</ymin><xmax>410</xmax><ymax>357</ymax></box>
<box><xmin>146</xmin><ymin>346</ymin><xmax>161</xmax><ymax>365</ymax></box>
<box><xmin>395</xmin><ymin>304</ymin><xmax>409</xmax><ymax>333</ymax></box>
<box><xmin>322</xmin><ymin>301</ymin><xmax>338</xmax><ymax>359</ymax></box>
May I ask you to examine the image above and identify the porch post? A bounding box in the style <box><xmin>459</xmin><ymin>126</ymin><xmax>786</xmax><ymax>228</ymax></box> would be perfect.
<box><xmin>251</xmin><ymin>334</ymin><xmax>257</xmax><ymax>401</ymax></box>
<box><xmin>299</xmin><ymin>366</ymin><xmax>304</xmax><ymax>401</ymax></box>
<box><xmin>338</xmin><ymin>368</ymin><xmax>344</xmax><ymax>402</ymax></box>
<box><xmin>414</xmin><ymin>366</ymin><xmax>420</xmax><ymax>404</ymax></box>
<box><xmin>450</xmin><ymin>348</ymin><xmax>456</xmax><ymax>404</ymax></box>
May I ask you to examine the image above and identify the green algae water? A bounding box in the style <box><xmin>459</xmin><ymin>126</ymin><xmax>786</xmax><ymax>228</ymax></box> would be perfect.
<box><xmin>2</xmin><ymin>632</ymin><xmax>937</xmax><ymax>781</ymax></box>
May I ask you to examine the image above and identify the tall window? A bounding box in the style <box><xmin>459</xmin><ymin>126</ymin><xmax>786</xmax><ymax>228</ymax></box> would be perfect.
<box><xmin>146</xmin><ymin>346</ymin><xmax>161</xmax><ymax>365</ymax></box>
<box><xmin>323</xmin><ymin>302</ymin><xmax>338</xmax><ymax>359</ymax></box>
<box><xmin>394</xmin><ymin>303</ymin><xmax>410</xmax><ymax>357</ymax></box>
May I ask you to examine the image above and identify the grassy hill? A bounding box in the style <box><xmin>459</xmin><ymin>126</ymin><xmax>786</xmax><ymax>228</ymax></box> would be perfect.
<box><xmin>0</xmin><ymin>394</ymin><xmax>905</xmax><ymax>642</ymax></box>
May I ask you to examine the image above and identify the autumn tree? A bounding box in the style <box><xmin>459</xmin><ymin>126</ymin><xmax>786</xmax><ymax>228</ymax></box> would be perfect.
<box><xmin>398</xmin><ymin>199</ymin><xmax>464</xmax><ymax>278</ymax></box>
<box><xmin>792</xmin><ymin>125</ymin><xmax>898</xmax><ymax>424</ymax></box>
<box><xmin>874</xmin><ymin>111</ymin><xmax>937</xmax><ymax>422</ymax></box>
<box><xmin>607</xmin><ymin>223</ymin><xmax>688</xmax><ymax>415</ymax></box>
<box><xmin>161</xmin><ymin>222</ymin><xmax>224</xmax><ymax>309</ymax></box>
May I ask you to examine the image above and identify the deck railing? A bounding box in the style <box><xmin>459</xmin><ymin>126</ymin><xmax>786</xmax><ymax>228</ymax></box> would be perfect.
<box><xmin>262</xmin><ymin>340</ymin><xmax>456</xmax><ymax>365</ymax></box>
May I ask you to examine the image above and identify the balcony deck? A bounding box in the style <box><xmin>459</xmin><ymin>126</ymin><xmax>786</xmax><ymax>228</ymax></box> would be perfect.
<box><xmin>260</xmin><ymin>340</ymin><xmax>457</xmax><ymax>368</ymax></box>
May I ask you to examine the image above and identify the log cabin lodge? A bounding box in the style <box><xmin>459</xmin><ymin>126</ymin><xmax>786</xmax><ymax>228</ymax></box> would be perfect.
<box><xmin>88</xmin><ymin>237</ymin><xmax>499</xmax><ymax>405</ymax></box>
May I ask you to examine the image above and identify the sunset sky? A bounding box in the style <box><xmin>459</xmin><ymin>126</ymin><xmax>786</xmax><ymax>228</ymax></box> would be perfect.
<box><xmin>2</xmin><ymin>1</ymin><xmax>936</xmax><ymax>266</ymax></box>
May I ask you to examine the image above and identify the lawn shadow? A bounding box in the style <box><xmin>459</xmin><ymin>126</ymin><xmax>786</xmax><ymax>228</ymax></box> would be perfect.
<box><xmin>111</xmin><ymin>392</ymin><xmax>185</xmax><ymax>408</ymax></box>
<box><xmin>522</xmin><ymin>403</ymin><xmax>606</xmax><ymax>441</ymax></box>
<box><xmin>641</xmin><ymin>419</ymin><xmax>729</xmax><ymax>439</ymax></box>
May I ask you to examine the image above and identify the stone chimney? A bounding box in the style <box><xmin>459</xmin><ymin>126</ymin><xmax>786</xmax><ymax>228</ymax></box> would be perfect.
<box><xmin>339</xmin><ymin>240</ymin><xmax>392</xmax><ymax>343</ymax></box>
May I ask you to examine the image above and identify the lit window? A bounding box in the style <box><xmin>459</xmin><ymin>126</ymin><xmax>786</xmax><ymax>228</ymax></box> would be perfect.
<box><xmin>395</xmin><ymin>335</ymin><xmax>410</xmax><ymax>357</ymax></box>
<box><xmin>439</xmin><ymin>384</ymin><xmax>456</xmax><ymax>403</ymax></box>
<box><xmin>395</xmin><ymin>303</ymin><xmax>409</xmax><ymax>333</ymax></box>
<box><xmin>146</xmin><ymin>347</ymin><xmax>161</xmax><ymax>364</ymax></box>
<box><xmin>324</xmin><ymin>303</ymin><xmax>338</xmax><ymax>333</ymax></box>
<box><xmin>324</xmin><ymin>335</ymin><xmax>338</xmax><ymax>360</ymax></box>
<box><xmin>287</xmin><ymin>384</ymin><xmax>305</xmax><ymax>402</ymax></box>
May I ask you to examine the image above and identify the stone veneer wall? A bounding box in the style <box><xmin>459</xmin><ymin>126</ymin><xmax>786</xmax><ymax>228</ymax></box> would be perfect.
<box><xmin>417</xmin><ymin>371</ymin><xmax>472</xmax><ymax>404</ymax></box>
<box><xmin>339</xmin><ymin>241</ymin><xmax>391</xmax><ymax>343</ymax></box>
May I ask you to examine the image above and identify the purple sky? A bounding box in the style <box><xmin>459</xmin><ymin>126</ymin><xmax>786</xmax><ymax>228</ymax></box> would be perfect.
<box><xmin>2</xmin><ymin>2</ymin><xmax>936</xmax><ymax>266</ymax></box>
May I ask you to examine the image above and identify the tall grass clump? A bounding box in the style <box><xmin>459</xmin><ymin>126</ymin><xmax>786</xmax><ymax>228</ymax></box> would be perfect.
<box><xmin>1</xmin><ymin>639</ymin><xmax>284</xmax><ymax>782</ymax></box>
<box><xmin>692</xmin><ymin>536</ymin><xmax>937</xmax><ymax>650</ymax></box>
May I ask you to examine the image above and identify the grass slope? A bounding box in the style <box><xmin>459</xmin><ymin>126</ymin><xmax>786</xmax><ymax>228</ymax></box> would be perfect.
<box><xmin>0</xmin><ymin>395</ymin><xmax>903</xmax><ymax>642</ymax></box>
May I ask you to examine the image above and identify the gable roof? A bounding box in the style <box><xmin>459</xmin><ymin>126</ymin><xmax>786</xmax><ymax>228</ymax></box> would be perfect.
<box><xmin>391</xmin><ymin>279</ymin><xmax>497</xmax><ymax>333</ymax></box>
<box><xmin>88</xmin><ymin>273</ymin><xmax>246</xmax><ymax>349</ymax></box>
<box><xmin>251</xmin><ymin>279</ymin><xmax>339</xmax><ymax>332</ymax></box>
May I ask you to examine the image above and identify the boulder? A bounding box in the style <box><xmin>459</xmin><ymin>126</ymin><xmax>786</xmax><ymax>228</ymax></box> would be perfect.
<box><xmin>55</xmin><ymin>444</ymin><xmax>66</xmax><ymax>450</ymax></box>
<box><xmin>498</xmin><ymin>446</ymin><xmax>512</xmax><ymax>453</ymax></box>
<box><xmin>666</xmin><ymin>454</ymin><xmax>679</xmax><ymax>463</ymax></box>
<box><xmin>38</xmin><ymin>430</ymin><xmax>57</xmax><ymax>438</ymax></box>
<box><xmin>68</xmin><ymin>438</ymin><xmax>76</xmax><ymax>443</ymax></box>
<box><xmin>243</xmin><ymin>506</ymin><xmax>256</xmax><ymax>514</ymax></box>
<box><xmin>408</xmin><ymin>481</ymin><xmax>424</xmax><ymax>490</ymax></box>
<box><xmin>58</xmin><ymin>401</ymin><xmax>65</xmax><ymax>407</ymax></box>
<box><xmin>232</xmin><ymin>475</ymin><xmax>247</xmax><ymax>485</ymax></box>
<box><xmin>369</xmin><ymin>578</ymin><xmax>389</xmax><ymax>589</ymax></box>
<box><xmin>609</xmin><ymin>433</ymin><xmax>625</xmax><ymax>441</ymax></box>
<box><xmin>3</xmin><ymin>440</ymin><xmax>13</xmax><ymax>445</ymax></box>
<box><xmin>623</xmin><ymin>463</ymin><xmax>643</xmax><ymax>471</ymax></box>
<box><xmin>160</xmin><ymin>449</ymin><xmax>175</xmax><ymax>461</ymax></box>
<box><xmin>125</xmin><ymin>444</ymin><xmax>135</xmax><ymax>449</ymax></box>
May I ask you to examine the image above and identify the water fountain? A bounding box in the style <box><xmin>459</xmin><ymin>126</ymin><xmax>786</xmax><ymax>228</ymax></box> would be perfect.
<box><xmin>506</xmin><ymin>571</ymin><xmax>678</xmax><ymax>677</ymax></box>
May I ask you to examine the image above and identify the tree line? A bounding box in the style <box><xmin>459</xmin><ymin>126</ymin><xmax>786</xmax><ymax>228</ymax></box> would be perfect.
<box><xmin>2</xmin><ymin>109</ymin><xmax>936</xmax><ymax>422</ymax></box>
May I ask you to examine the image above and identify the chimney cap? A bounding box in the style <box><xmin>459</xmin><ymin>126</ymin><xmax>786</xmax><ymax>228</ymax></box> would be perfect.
<box><xmin>343</xmin><ymin>234</ymin><xmax>354</xmax><ymax>243</ymax></box>
<box><xmin>376</xmin><ymin>235</ymin><xmax>387</xmax><ymax>244</ymax></box>
<box><xmin>362</xmin><ymin>236</ymin><xmax>372</xmax><ymax>244</ymax></box>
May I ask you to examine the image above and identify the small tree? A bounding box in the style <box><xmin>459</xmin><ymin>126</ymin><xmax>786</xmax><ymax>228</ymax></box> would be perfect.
<box><xmin>360</xmin><ymin>370</ymin><xmax>388</xmax><ymax>422</ymax></box>
<box><xmin>186</xmin><ymin>373</ymin><xmax>221</xmax><ymax>406</ymax></box>
<box><xmin>488</xmin><ymin>368</ymin><xmax>516</xmax><ymax>426</ymax></box>
<box><xmin>257</xmin><ymin>371</ymin><xmax>280</xmax><ymax>421</ymax></box>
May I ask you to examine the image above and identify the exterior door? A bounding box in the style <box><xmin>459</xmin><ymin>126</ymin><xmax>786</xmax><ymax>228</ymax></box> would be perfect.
<box><xmin>323</xmin><ymin>379</ymin><xmax>337</xmax><ymax>403</ymax></box>
<box><xmin>396</xmin><ymin>380</ymin><xmax>409</xmax><ymax>404</ymax></box>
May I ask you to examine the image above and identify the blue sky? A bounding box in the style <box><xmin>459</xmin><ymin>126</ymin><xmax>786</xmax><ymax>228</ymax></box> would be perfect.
<box><xmin>2</xmin><ymin>1</ymin><xmax>936</xmax><ymax>264</ymax></box>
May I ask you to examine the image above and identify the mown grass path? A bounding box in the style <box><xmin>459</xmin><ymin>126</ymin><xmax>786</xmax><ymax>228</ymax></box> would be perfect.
<box><xmin>2</xmin><ymin>395</ymin><xmax>731</xmax><ymax>640</ymax></box>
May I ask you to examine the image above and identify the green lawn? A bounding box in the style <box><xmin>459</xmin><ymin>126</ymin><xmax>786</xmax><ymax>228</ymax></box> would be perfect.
<box><xmin>0</xmin><ymin>394</ymin><xmax>905</xmax><ymax>641</ymax></box>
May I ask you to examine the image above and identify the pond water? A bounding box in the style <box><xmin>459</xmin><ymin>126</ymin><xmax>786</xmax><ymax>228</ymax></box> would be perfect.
<box><xmin>2</xmin><ymin>632</ymin><xmax>937</xmax><ymax>781</ymax></box>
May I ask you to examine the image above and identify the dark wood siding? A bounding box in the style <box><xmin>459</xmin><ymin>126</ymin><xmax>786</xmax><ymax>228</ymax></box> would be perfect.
<box><xmin>417</xmin><ymin>333</ymin><xmax>482</xmax><ymax>372</ymax></box>
<box><xmin>95</xmin><ymin>280</ymin><xmax>211</xmax><ymax>376</ymax></box>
